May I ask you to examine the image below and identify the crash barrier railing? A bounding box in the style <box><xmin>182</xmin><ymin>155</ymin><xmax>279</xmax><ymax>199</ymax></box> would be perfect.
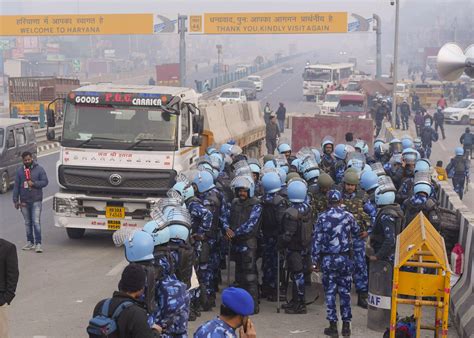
<box><xmin>390</xmin><ymin>212</ymin><xmax>451</xmax><ymax>338</ymax></box>
<box><xmin>199</xmin><ymin>100</ymin><xmax>265</xmax><ymax>157</ymax></box>
<box><xmin>198</xmin><ymin>53</ymin><xmax>306</xmax><ymax>96</ymax></box>
<box><xmin>384</xmin><ymin>122</ymin><xmax>474</xmax><ymax>338</ymax></box>
<box><xmin>35</xmin><ymin>125</ymin><xmax>63</xmax><ymax>143</ymax></box>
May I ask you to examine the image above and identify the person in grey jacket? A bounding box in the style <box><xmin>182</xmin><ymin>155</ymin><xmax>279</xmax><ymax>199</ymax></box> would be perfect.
<box><xmin>12</xmin><ymin>152</ymin><xmax>49</xmax><ymax>253</ymax></box>
<box><xmin>0</xmin><ymin>238</ymin><xmax>19</xmax><ymax>338</ymax></box>
<box><xmin>265</xmin><ymin>115</ymin><xmax>280</xmax><ymax>155</ymax></box>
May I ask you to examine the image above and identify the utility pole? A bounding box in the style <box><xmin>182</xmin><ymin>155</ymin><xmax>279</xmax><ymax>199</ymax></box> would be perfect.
<box><xmin>373</xmin><ymin>14</ymin><xmax>382</xmax><ymax>79</ymax></box>
<box><xmin>391</xmin><ymin>0</ymin><xmax>400</xmax><ymax>127</ymax></box>
<box><xmin>216</xmin><ymin>44</ymin><xmax>223</xmax><ymax>86</ymax></box>
<box><xmin>178</xmin><ymin>15</ymin><xmax>187</xmax><ymax>87</ymax></box>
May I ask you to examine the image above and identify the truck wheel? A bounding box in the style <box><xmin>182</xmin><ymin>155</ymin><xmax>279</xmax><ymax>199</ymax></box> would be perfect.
<box><xmin>66</xmin><ymin>228</ymin><xmax>85</xmax><ymax>239</ymax></box>
<box><xmin>461</xmin><ymin>116</ymin><xmax>469</xmax><ymax>125</ymax></box>
<box><xmin>0</xmin><ymin>172</ymin><xmax>9</xmax><ymax>194</ymax></box>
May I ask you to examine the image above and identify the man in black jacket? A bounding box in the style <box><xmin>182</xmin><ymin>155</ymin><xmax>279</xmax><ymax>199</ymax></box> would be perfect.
<box><xmin>92</xmin><ymin>264</ymin><xmax>161</xmax><ymax>338</ymax></box>
<box><xmin>0</xmin><ymin>238</ymin><xmax>19</xmax><ymax>338</ymax></box>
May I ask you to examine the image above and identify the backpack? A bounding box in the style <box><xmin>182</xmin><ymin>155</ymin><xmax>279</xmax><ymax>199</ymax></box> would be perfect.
<box><xmin>286</xmin><ymin>207</ymin><xmax>313</xmax><ymax>248</ymax></box>
<box><xmin>462</xmin><ymin>133</ymin><xmax>473</xmax><ymax>146</ymax></box>
<box><xmin>87</xmin><ymin>299</ymin><xmax>134</xmax><ymax>337</ymax></box>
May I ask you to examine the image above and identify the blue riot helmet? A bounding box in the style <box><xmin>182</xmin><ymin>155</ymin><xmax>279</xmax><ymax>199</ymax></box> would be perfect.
<box><xmin>354</xmin><ymin>140</ymin><xmax>369</xmax><ymax>155</ymax></box>
<box><xmin>360</xmin><ymin>171</ymin><xmax>379</xmax><ymax>191</ymax></box>
<box><xmin>374</xmin><ymin>186</ymin><xmax>396</xmax><ymax>206</ymax></box>
<box><xmin>321</xmin><ymin>136</ymin><xmax>335</xmax><ymax>154</ymax></box>
<box><xmin>168</xmin><ymin>224</ymin><xmax>190</xmax><ymax>241</ymax></box>
<box><xmin>303</xmin><ymin>167</ymin><xmax>320</xmax><ymax>181</ymax></box>
<box><xmin>142</xmin><ymin>222</ymin><xmax>171</xmax><ymax>246</ymax></box>
<box><xmin>263</xmin><ymin>159</ymin><xmax>278</xmax><ymax>169</ymax></box>
<box><xmin>277</xmin><ymin>143</ymin><xmax>292</xmax><ymax>154</ymax></box>
<box><xmin>402</xmin><ymin>147</ymin><xmax>418</xmax><ymax>165</ymax></box>
<box><xmin>210</xmin><ymin>152</ymin><xmax>225</xmax><ymax>172</ymax></box>
<box><xmin>249</xmin><ymin>163</ymin><xmax>261</xmax><ymax>175</ymax></box>
<box><xmin>278</xmin><ymin>167</ymin><xmax>287</xmax><ymax>185</ymax></box>
<box><xmin>334</xmin><ymin>144</ymin><xmax>348</xmax><ymax>160</ymax></box>
<box><xmin>455</xmin><ymin>147</ymin><xmax>464</xmax><ymax>156</ymax></box>
<box><xmin>220</xmin><ymin>143</ymin><xmax>233</xmax><ymax>155</ymax></box>
<box><xmin>170</xmin><ymin>181</ymin><xmax>194</xmax><ymax>201</ymax></box>
<box><xmin>229</xmin><ymin>145</ymin><xmax>243</xmax><ymax>157</ymax></box>
<box><xmin>413</xmin><ymin>137</ymin><xmax>422</xmax><ymax>149</ymax></box>
<box><xmin>274</xmin><ymin>155</ymin><xmax>289</xmax><ymax>173</ymax></box>
<box><xmin>261</xmin><ymin>171</ymin><xmax>282</xmax><ymax>193</ymax></box>
<box><xmin>414</xmin><ymin>159</ymin><xmax>431</xmax><ymax>173</ymax></box>
<box><xmin>346</xmin><ymin>152</ymin><xmax>365</xmax><ymax>173</ymax></box>
<box><xmin>310</xmin><ymin>148</ymin><xmax>321</xmax><ymax>164</ymax></box>
<box><xmin>374</xmin><ymin>139</ymin><xmax>385</xmax><ymax>150</ymax></box>
<box><xmin>389</xmin><ymin>138</ymin><xmax>402</xmax><ymax>154</ymax></box>
<box><xmin>206</xmin><ymin>146</ymin><xmax>218</xmax><ymax>156</ymax></box>
<box><xmin>231</xmin><ymin>175</ymin><xmax>255</xmax><ymax>198</ymax></box>
<box><xmin>227</xmin><ymin>139</ymin><xmax>236</xmax><ymax>145</ymax></box>
<box><xmin>193</xmin><ymin>170</ymin><xmax>215</xmax><ymax>193</ymax></box>
<box><xmin>287</xmin><ymin>178</ymin><xmax>308</xmax><ymax>203</ymax></box>
<box><xmin>124</xmin><ymin>230</ymin><xmax>155</xmax><ymax>262</ymax></box>
<box><xmin>414</xmin><ymin>181</ymin><xmax>432</xmax><ymax>196</ymax></box>
<box><xmin>401</xmin><ymin>138</ymin><xmax>414</xmax><ymax>150</ymax></box>
<box><xmin>290</xmin><ymin>158</ymin><xmax>301</xmax><ymax>172</ymax></box>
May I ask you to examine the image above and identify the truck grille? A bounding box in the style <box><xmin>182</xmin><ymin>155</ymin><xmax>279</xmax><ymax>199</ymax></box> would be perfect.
<box><xmin>58</xmin><ymin>165</ymin><xmax>176</xmax><ymax>196</ymax></box>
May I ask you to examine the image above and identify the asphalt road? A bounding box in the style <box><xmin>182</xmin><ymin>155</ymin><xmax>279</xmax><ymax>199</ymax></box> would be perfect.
<box><xmin>0</xmin><ymin>58</ymin><xmax>461</xmax><ymax>337</ymax></box>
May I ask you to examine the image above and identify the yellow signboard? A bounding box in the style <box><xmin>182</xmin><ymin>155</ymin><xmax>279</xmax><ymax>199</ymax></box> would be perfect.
<box><xmin>194</xmin><ymin>12</ymin><xmax>347</xmax><ymax>34</ymax></box>
<box><xmin>189</xmin><ymin>15</ymin><xmax>203</xmax><ymax>33</ymax></box>
<box><xmin>10</xmin><ymin>101</ymin><xmax>50</xmax><ymax>115</ymax></box>
<box><xmin>0</xmin><ymin>14</ymin><xmax>153</xmax><ymax>36</ymax></box>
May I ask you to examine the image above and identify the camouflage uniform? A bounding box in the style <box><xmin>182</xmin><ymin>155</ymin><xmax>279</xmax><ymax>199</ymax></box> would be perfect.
<box><xmin>312</xmin><ymin>206</ymin><xmax>360</xmax><ymax>322</ymax></box>
<box><xmin>310</xmin><ymin>185</ymin><xmax>330</xmax><ymax>219</ymax></box>
<box><xmin>334</xmin><ymin>159</ymin><xmax>346</xmax><ymax>185</ymax></box>
<box><xmin>320</xmin><ymin>154</ymin><xmax>336</xmax><ymax>180</ymax></box>
<box><xmin>194</xmin><ymin>317</ymin><xmax>237</xmax><ymax>338</ymax></box>
<box><xmin>342</xmin><ymin>190</ymin><xmax>371</xmax><ymax>294</ymax></box>
<box><xmin>155</xmin><ymin>256</ymin><xmax>190</xmax><ymax>338</ymax></box>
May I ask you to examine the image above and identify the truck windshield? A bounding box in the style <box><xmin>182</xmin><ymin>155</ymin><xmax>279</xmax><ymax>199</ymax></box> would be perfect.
<box><xmin>325</xmin><ymin>94</ymin><xmax>340</xmax><ymax>102</ymax></box>
<box><xmin>304</xmin><ymin>69</ymin><xmax>331</xmax><ymax>82</ymax></box>
<box><xmin>0</xmin><ymin>128</ymin><xmax>4</xmax><ymax>148</ymax></box>
<box><xmin>62</xmin><ymin>104</ymin><xmax>178</xmax><ymax>150</ymax></box>
<box><xmin>221</xmin><ymin>91</ymin><xmax>240</xmax><ymax>98</ymax></box>
<box><xmin>338</xmin><ymin>101</ymin><xmax>365</xmax><ymax>112</ymax></box>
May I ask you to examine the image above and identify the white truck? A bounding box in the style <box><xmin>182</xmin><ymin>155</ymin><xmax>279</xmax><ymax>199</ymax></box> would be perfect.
<box><xmin>52</xmin><ymin>84</ymin><xmax>204</xmax><ymax>238</ymax></box>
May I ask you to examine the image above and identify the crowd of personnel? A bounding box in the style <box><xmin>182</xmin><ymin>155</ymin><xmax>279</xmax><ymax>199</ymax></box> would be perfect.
<box><xmin>86</xmin><ymin>125</ymin><xmax>469</xmax><ymax>337</ymax></box>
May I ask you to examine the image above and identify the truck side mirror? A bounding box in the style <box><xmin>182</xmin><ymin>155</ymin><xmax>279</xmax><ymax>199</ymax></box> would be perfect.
<box><xmin>46</xmin><ymin>109</ymin><xmax>56</xmax><ymax>127</ymax></box>
<box><xmin>191</xmin><ymin>135</ymin><xmax>202</xmax><ymax>146</ymax></box>
<box><xmin>193</xmin><ymin>115</ymin><xmax>204</xmax><ymax>134</ymax></box>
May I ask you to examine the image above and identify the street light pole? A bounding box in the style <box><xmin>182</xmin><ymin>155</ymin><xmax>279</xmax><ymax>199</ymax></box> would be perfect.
<box><xmin>178</xmin><ymin>15</ymin><xmax>187</xmax><ymax>87</ymax></box>
<box><xmin>216</xmin><ymin>44</ymin><xmax>222</xmax><ymax>86</ymax></box>
<box><xmin>373</xmin><ymin>14</ymin><xmax>382</xmax><ymax>79</ymax></box>
<box><xmin>391</xmin><ymin>0</ymin><xmax>400</xmax><ymax>127</ymax></box>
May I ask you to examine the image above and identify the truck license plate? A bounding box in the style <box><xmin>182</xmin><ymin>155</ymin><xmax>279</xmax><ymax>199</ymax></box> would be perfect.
<box><xmin>107</xmin><ymin>220</ymin><xmax>121</xmax><ymax>230</ymax></box>
<box><xmin>106</xmin><ymin>207</ymin><xmax>125</xmax><ymax>219</ymax></box>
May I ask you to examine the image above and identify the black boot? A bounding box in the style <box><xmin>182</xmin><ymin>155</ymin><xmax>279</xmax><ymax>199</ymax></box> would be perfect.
<box><xmin>188</xmin><ymin>306</ymin><xmax>197</xmax><ymax>321</ymax></box>
<box><xmin>282</xmin><ymin>283</ymin><xmax>297</xmax><ymax>309</ymax></box>
<box><xmin>266</xmin><ymin>288</ymin><xmax>278</xmax><ymax>302</ymax></box>
<box><xmin>324</xmin><ymin>321</ymin><xmax>339</xmax><ymax>337</ymax></box>
<box><xmin>341</xmin><ymin>322</ymin><xmax>351</xmax><ymax>336</ymax></box>
<box><xmin>357</xmin><ymin>292</ymin><xmax>368</xmax><ymax>309</ymax></box>
<box><xmin>284</xmin><ymin>300</ymin><xmax>307</xmax><ymax>314</ymax></box>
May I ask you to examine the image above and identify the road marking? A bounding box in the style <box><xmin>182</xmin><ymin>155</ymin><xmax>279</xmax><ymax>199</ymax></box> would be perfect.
<box><xmin>106</xmin><ymin>259</ymin><xmax>128</xmax><ymax>277</ymax></box>
<box><xmin>43</xmin><ymin>195</ymin><xmax>54</xmax><ymax>203</ymax></box>
<box><xmin>38</xmin><ymin>149</ymin><xmax>60</xmax><ymax>158</ymax></box>
<box><xmin>439</xmin><ymin>142</ymin><xmax>447</xmax><ymax>152</ymax></box>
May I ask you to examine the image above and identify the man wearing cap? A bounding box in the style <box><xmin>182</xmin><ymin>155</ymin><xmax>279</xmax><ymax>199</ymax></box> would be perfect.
<box><xmin>194</xmin><ymin>287</ymin><xmax>256</xmax><ymax>338</ymax></box>
<box><xmin>312</xmin><ymin>190</ymin><xmax>360</xmax><ymax>337</ymax></box>
<box><xmin>92</xmin><ymin>263</ymin><xmax>161</xmax><ymax>337</ymax></box>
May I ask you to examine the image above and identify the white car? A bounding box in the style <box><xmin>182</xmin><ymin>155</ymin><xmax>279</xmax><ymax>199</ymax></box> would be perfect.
<box><xmin>443</xmin><ymin>99</ymin><xmax>474</xmax><ymax>125</ymax></box>
<box><xmin>218</xmin><ymin>88</ymin><xmax>247</xmax><ymax>103</ymax></box>
<box><xmin>247</xmin><ymin>75</ymin><xmax>263</xmax><ymax>91</ymax></box>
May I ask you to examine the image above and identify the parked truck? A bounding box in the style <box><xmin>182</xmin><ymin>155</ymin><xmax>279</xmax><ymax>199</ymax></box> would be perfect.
<box><xmin>155</xmin><ymin>63</ymin><xmax>180</xmax><ymax>86</ymax></box>
<box><xmin>9</xmin><ymin>77</ymin><xmax>80</xmax><ymax>121</ymax></box>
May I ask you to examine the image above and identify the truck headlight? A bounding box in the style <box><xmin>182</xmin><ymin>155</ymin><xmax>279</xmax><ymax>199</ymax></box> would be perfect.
<box><xmin>53</xmin><ymin>197</ymin><xmax>79</xmax><ymax>215</ymax></box>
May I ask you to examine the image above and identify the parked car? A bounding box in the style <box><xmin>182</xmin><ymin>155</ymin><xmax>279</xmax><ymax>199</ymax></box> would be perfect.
<box><xmin>443</xmin><ymin>99</ymin><xmax>474</xmax><ymax>125</ymax></box>
<box><xmin>218</xmin><ymin>88</ymin><xmax>247</xmax><ymax>103</ymax></box>
<box><xmin>0</xmin><ymin>118</ymin><xmax>37</xmax><ymax>193</ymax></box>
<box><xmin>247</xmin><ymin>75</ymin><xmax>263</xmax><ymax>91</ymax></box>
<box><xmin>234</xmin><ymin>80</ymin><xmax>257</xmax><ymax>100</ymax></box>
<box><xmin>282</xmin><ymin>65</ymin><xmax>294</xmax><ymax>73</ymax></box>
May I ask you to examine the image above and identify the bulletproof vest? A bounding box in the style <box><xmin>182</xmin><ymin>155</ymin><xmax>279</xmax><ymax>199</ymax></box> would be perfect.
<box><xmin>454</xmin><ymin>158</ymin><xmax>467</xmax><ymax>176</ymax></box>
<box><xmin>141</xmin><ymin>262</ymin><xmax>157</xmax><ymax>314</ymax></box>
<box><xmin>152</xmin><ymin>245</ymin><xmax>172</xmax><ymax>282</ymax></box>
<box><xmin>285</xmin><ymin>206</ymin><xmax>313</xmax><ymax>250</ymax></box>
<box><xmin>343</xmin><ymin>190</ymin><xmax>369</xmax><ymax>231</ymax></box>
<box><xmin>229</xmin><ymin>197</ymin><xmax>261</xmax><ymax>244</ymax></box>
<box><xmin>216</xmin><ymin>176</ymin><xmax>233</xmax><ymax>204</ymax></box>
<box><xmin>320</xmin><ymin>155</ymin><xmax>335</xmax><ymax>176</ymax></box>
<box><xmin>168</xmin><ymin>240</ymin><xmax>195</xmax><ymax>289</ymax></box>
<box><xmin>373</xmin><ymin>204</ymin><xmax>404</xmax><ymax>241</ymax></box>
<box><xmin>261</xmin><ymin>194</ymin><xmax>287</xmax><ymax>237</ymax></box>
<box><xmin>204</xmin><ymin>189</ymin><xmax>222</xmax><ymax>239</ymax></box>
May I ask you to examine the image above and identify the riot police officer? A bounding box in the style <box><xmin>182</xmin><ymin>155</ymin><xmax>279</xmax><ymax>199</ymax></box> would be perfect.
<box><xmin>225</xmin><ymin>175</ymin><xmax>262</xmax><ymax>314</ymax></box>
<box><xmin>320</xmin><ymin>137</ymin><xmax>336</xmax><ymax>179</ymax></box>
<box><xmin>420</xmin><ymin>119</ymin><xmax>439</xmax><ymax>159</ymax></box>
<box><xmin>312</xmin><ymin>190</ymin><xmax>360</xmax><ymax>337</ymax></box>
<box><xmin>333</xmin><ymin>144</ymin><xmax>348</xmax><ymax>184</ymax></box>
<box><xmin>310</xmin><ymin>172</ymin><xmax>335</xmax><ymax>218</ymax></box>
<box><xmin>260</xmin><ymin>171</ymin><xmax>288</xmax><ymax>301</ymax></box>
<box><xmin>402</xmin><ymin>177</ymin><xmax>440</xmax><ymax>230</ymax></box>
<box><xmin>446</xmin><ymin>147</ymin><xmax>470</xmax><ymax>200</ymax></box>
<box><xmin>279</xmin><ymin>179</ymin><xmax>313</xmax><ymax>314</ymax></box>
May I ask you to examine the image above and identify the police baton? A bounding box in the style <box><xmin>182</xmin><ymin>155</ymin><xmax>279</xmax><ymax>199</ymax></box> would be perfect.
<box><xmin>227</xmin><ymin>238</ymin><xmax>232</xmax><ymax>287</ymax></box>
<box><xmin>277</xmin><ymin>250</ymin><xmax>281</xmax><ymax>313</ymax></box>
